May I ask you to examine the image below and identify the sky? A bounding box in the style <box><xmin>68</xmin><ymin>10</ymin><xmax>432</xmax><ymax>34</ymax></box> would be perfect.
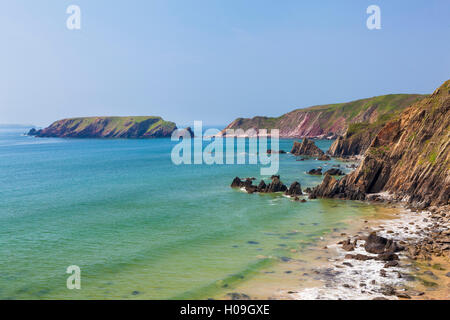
<box><xmin>0</xmin><ymin>0</ymin><xmax>449</xmax><ymax>127</ymax></box>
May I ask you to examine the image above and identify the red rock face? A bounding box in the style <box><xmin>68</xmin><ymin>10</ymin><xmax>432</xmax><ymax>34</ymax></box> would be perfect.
<box><xmin>223</xmin><ymin>95</ymin><xmax>424</xmax><ymax>139</ymax></box>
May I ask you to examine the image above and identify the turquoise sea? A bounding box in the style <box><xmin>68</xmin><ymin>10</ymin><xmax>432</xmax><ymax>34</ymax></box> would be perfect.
<box><xmin>0</xmin><ymin>126</ymin><xmax>383</xmax><ymax>299</ymax></box>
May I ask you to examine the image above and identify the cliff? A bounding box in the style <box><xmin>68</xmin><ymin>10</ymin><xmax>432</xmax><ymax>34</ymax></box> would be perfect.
<box><xmin>223</xmin><ymin>94</ymin><xmax>425</xmax><ymax>139</ymax></box>
<box><xmin>310</xmin><ymin>80</ymin><xmax>450</xmax><ymax>208</ymax></box>
<box><xmin>327</xmin><ymin>123</ymin><xmax>382</xmax><ymax>157</ymax></box>
<box><xmin>28</xmin><ymin>116</ymin><xmax>177</xmax><ymax>139</ymax></box>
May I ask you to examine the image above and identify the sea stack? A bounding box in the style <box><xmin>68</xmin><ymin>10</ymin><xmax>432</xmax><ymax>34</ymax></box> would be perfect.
<box><xmin>290</xmin><ymin>138</ymin><xmax>325</xmax><ymax>157</ymax></box>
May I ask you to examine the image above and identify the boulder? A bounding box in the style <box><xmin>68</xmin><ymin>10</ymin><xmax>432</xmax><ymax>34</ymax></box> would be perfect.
<box><xmin>325</xmin><ymin>168</ymin><xmax>345</xmax><ymax>176</ymax></box>
<box><xmin>364</xmin><ymin>232</ymin><xmax>402</xmax><ymax>254</ymax></box>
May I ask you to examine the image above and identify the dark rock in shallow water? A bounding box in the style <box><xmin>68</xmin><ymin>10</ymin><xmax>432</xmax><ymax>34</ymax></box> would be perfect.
<box><xmin>227</xmin><ymin>293</ymin><xmax>251</xmax><ymax>300</ymax></box>
<box><xmin>231</xmin><ymin>177</ymin><xmax>243</xmax><ymax>188</ymax></box>
<box><xmin>285</xmin><ymin>181</ymin><xmax>302</xmax><ymax>197</ymax></box>
<box><xmin>364</xmin><ymin>232</ymin><xmax>403</xmax><ymax>254</ymax></box>
<box><xmin>264</xmin><ymin>176</ymin><xmax>288</xmax><ymax>193</ymax></box>
<box><xmin>245</xmin><ymin>185</ymin><xmax>258</xmax><ymax>194</ymax></box>
<box><xmin>384</xmin><ymin>261</ymin><xmax>399</xmax><ymax>268</ymax></box>
<box><xmin>308</xmin><ymin>168</ymin><xmax>323</xmax><ymax>176</ymax></box>
<box><xmin>267</xmin><ymin>149</ymin><xmax>286</xmax><ymax>154</ymax></box>
<box><xmin>257</xmin><ymin>180</ymin><xmax>267</xmax><ymax>192</ymax></box>
<box><xmin>317</xmin><ymin>154</ymin><xmax>331</xmax><ymax>161</ymax></box>
<box><xmin>230</xmin><ymin>176</ymin><xmax>287</xmax><ymax>194</ymax></box>
<box><xmin>325</xmin><ymin>168</ymin><xmax>345</xmax><ymax>176</ymax></box>
<box><xmin>291</xmin><ymin>138</ymin><xmax>325</xmax><ymax>157</ymax></box>
<box><xmin>247</xmin><ymin>241</ymin><xmax>259</xmax><ymax>245</ymax></box>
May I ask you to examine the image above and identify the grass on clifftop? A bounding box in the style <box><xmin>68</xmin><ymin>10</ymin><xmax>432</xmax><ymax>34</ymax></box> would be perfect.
<box><xmin>226</xmin><ymin>94</ymin><xmax>426</xmax><ymax>134</ymax></box>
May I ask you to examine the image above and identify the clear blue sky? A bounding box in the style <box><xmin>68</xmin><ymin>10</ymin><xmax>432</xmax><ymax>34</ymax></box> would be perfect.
<box><xmin>1</xmin><ymin>0</ymin><xmax>449</xmax><ymax>127</ymax></box>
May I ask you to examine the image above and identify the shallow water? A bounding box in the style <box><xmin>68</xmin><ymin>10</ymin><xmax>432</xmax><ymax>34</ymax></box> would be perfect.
<box><xmin>0</xmin><ymin>127</ymin><xmax>381</xmax><ymax>299</ymax></box>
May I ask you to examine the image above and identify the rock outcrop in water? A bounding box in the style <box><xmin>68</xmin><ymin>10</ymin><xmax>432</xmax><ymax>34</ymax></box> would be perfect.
<box><xmin>27</xmin><ymin>116</ymin><xmax>177</xmax><ymax>139</ymax></box>
<box><xmin>290</xmin><ymin>138</ymin><xmax>325</xmax><ymax>157</ymax></box>
<box><xmin>222</xmin><ymin>94</ymin><xmax>425</xmax><ymax>139</ymax></box>
<box><xmin>231</xmin><ymin>176</ymin><xmax>302</xmax><ymax>196</ymax></box>
<box><xmin>310</xmin><ymin>80</ymin><xmax>450</xmax><ymax>208</ymax></box>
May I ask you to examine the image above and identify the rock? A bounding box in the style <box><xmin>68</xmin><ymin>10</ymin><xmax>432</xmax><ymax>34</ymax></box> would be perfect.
<box><xmin>312</xmin><ymin>80</ymin><xmax>450</xmax><ymax>208</ymax></box>
<box><xmin>267</xmin><ymin>149</ymin><xmax>286</xmax><ymax>154</ymax></box>
<box><xmin>377</xmin><ymin>252</ymin><xmax>399</xmax><ymax>261</ymax></box>
<box><xmin>396</xmin><ymin>292</ymin><xmax>411</xmax><ymax>299</ymax></box>
<box><xmin>245</xmin><ymin>185</ymin><xmax>258</xmax><ymax>194</ymax></box>
<box><xmin>291</xmin><ymin>138</ymin><xmax>325</xmax><ymax>157</ymax></box>
<box><xmin>407</xmin><ymin>290</ymin><xmax>425</xmax><ymax>296</ymax></box>
<box><xmin>342</xmin><ymin>239</ymin><xmax>356</xmax><ymax>252</ymax></box>
<box><xmin>264</xmin><ymin>176</ymin><xmax>288</xmax><ymax>193</ymax></box>
<box><xmin>27</xmin><ymin>128</ymin><xmax>39</xmax><ymax>136</ymax></box>
<box><xmin>445</xmin><ymin>272</ymin><xmax>450</xmax><ymax>277</ymax></box>
<box><xmin>257</xmin><ymin>180</ymin><xmax>267</xmax><ymax>192</ymax></box>
<box><xmin>231</xmin><ymin>177</ymin><xmax>243</xmax><ymax>188</ymax></box>
<box><xmin>309</xmin><ymin>173</ymin><xmax>366</xmax><ymax>201</ymax></box>
<box><xmin>286</xmin><ymin>182</ymin><xmax>302</xmax><ymax>197</ymax></box>
<box><xmin>384</xmin><ymin>261</ymin><xmax>399</xmax><ymax>268</ymax></box>
<box><xmin>379</xmin><ymin>284</ymin><xmax>395</xmax><ymax>295</ymax></box>
<box><xmin>324</xmin><ymin>168</ymin><xmax>346</xmax><ymax>176</ymax></box>
<box><xmin>345</xmin><ymin>254</ymin><xmax>374</xmax><ymax>261</ymax></box>
<box><xmin>343</xmin><ymin>262</ymin><xmax>353</xmax><ymax>267</ymax></box>
<box><xmin>308</xmin><ymin>168</ymin><xmax>323</xmax><ymax>175</ymax></box>
<box><xmin>365</xmin><ymin>232</ymin><xmax>402</xmax><ymax>254</ymax></box>
<box><xmin>227</xmin><ymin>293</ymin><xmax>251</xmax><ymax>300</ymax></box>
<box><xmin>317</xmin><ymin>154</ymin><xmax>331</xmax><ymax>161</ymax></box>
<box><xmin>372</xmin><ymin>297</ymin><xmax>389</xmax><ymax>300</ymax></box>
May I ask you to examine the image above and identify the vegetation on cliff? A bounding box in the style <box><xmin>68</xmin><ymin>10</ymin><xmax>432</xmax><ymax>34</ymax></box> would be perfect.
<box><xmin>28</xmin><ymin>116</ymin><xmax>177</xmax><ymax>139</ymax></box>
<box><xmin>223</xmin><ymin>94</ymin><xmax>425</xmax><ymax>139</ymax></box>
<box><xmin>310</xmin><ymin>80</ymin><xmax>450</xmax><ymax>208</ymax></box>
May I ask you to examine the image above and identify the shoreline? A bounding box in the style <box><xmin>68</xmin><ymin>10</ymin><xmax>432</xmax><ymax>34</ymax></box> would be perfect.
<box><xmin>284</xmin><ymin>202</ymin><xmax>450</xmax><ymax>300</ymax></box>
<box><xmin>216</xmin><ymin>201</ymin><xmax>449</xmax><ymax>300</ymax></box>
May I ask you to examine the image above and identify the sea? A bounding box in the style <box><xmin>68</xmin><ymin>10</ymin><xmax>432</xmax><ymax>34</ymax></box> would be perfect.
<box><xmin>0</xmin><ymin>126</ymin><xmax>388</xmax><ymax>299</ymax></box>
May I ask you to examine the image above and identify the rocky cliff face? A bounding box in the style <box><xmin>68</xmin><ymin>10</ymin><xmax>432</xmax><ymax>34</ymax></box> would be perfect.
<box><xmin>28</xmin><ymin>116</ymin><xmax>177</xmax><ymax>139</ymax></box>
<box><xmin>223</xmin><ymin>94</ymin><xmax>424</xmax><ymax>139</ymax></box>
<box><xmin>310</xmin><ymin>80</ymin><xmax>450</xmax><ymax>208</ymax></box>
<box><xmin>327</xmin><ymin>124</ymin><xmax>382</xmax><ymax>157</ymax></box>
